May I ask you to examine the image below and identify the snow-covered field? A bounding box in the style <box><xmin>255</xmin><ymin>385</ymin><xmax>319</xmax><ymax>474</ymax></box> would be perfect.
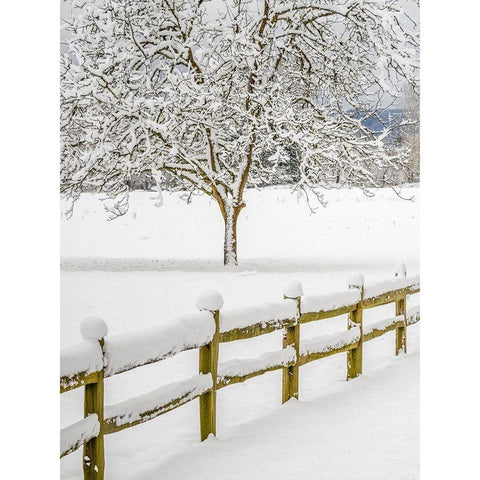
<box><xmin>60</xmin><ymin>186</ymin><xmax>419</xmax><ymax>480</ymax></box>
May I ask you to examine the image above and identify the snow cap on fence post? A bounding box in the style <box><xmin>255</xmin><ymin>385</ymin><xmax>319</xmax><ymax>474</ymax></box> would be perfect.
<box><xmin>80</xmin><ymin>316</ymin><xmax>109</xmax><ymax>341</ymax></box>
<box><xmin>282</xmin><ymin>280</ymin><xmax>303</xmax><ymax>299</ymax></box>
<box><xmin>395</xmin><ymin>262</ymin><xmax>407</xmax><ymax>278</ymax></box>
<box><xmin>195</xmin><ymin>290</ymin><xmax>224</xmax><ymax>312</ymax></box>
<box><xmin>347</xmin><ymin>273</ymin><xmax>365</xmax><ymax>290</ymax></box>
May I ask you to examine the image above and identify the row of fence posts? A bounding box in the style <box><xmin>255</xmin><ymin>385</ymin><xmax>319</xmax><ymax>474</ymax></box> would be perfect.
<box><xmin>196</xmin><ymin>270</ymin><xmax>408</xmax><ymax>439</ymax></box>
<box><xmin>78</xmin><ymin>269</ymin><xmax>408</xmax><ymax>479</ymax></box>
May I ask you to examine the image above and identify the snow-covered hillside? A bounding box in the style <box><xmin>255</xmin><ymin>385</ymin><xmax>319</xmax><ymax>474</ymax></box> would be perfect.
<box><xmin>60</xmin><ymin>186</ymin><xmax>419</xmax><ymax>480</ymax></box>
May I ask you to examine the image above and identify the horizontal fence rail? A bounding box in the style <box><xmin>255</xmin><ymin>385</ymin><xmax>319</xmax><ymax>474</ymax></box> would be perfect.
<box><xmin>104</xmin><ymin>374</ymin><xmax>213</xmax><ymax>435</ymax></box>
<box><xmin>60</xmin><ymin>264</ymin><xmax>420</xmax><ymax>479</ymax></box>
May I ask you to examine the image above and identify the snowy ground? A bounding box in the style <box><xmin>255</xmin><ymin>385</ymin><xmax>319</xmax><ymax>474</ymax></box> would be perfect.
<box><xmin>137</xmin><ymin>351</ymin><xmax>419</xmax><ymax>480</ymax></box>
<box><xmin>61</xmin><ymin>186</ymin><xmax>418</xmax><ymax>270</ymax></box>
<box><xmin>60</xmin><ymin>186</ymin><xmax>419</xmax><ymax>479</ymax></box>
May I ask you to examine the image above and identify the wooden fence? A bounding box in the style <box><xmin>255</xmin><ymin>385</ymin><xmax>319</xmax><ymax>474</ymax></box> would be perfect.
<box><xmin>60</xmin><ymin>268</ymin><xmax>420</xmax><ymax>479</ymax></box>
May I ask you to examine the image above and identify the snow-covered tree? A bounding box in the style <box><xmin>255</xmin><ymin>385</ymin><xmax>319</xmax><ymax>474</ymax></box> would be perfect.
<box><xmin>398</xmin><ymin>83</ymin><xmax>420</xmax><ymax>182</ymax></box>
<box><xmin>61</xmin><ymin>0</ymin><xmax>419</xmax><ymax>265</ymax></box>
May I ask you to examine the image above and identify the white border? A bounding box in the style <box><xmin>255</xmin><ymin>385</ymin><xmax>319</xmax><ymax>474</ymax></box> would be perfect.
<box><xmin>2</xmin><ymin>0</ymin><xmax>480</xmax><ymax>477</ymax></box>
<box><xmin>422</xmin><ymin>1</ymin><xmax>480</xmax><ymax>478</ymax></box>
<box><xmin>2</xmin><ymin>1</ymin><xmax>59</xmax><ymax>475</ymax></box>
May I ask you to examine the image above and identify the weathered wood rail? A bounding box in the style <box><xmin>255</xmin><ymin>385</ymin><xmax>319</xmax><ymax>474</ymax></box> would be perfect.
<box><xmin>60</xmin><ymin>265</ymin><xmax>420</xmax><ymax>479</ymax></box>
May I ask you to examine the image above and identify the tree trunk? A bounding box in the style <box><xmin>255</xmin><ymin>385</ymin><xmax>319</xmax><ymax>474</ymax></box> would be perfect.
<box><xmin>223</xmin><ymin>205</ymin><xmax>242</xmax><ymax>266</ymax></box>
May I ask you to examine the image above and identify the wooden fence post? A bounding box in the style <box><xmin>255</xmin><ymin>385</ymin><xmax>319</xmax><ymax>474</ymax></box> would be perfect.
<box><xmin>81</xmin><ymin>317</ymin><xmax>108</xmax><ymax>480</ymax></box>
<box><xmin>282</xmin><ymin>281</ymin><xmax>303</xmax><ymax>403</ymax></box>
<box><xmin>395</xmin><ymin>263</ymin><xmax>408</xmax><ymax>355</ymax></box>
<box><xmin>347</xmin><ymin>274</ymin><xmax>364</xmax><ymax>380</ymax></box>
<box><xmin>196</xmin><ymin>291</ymin><xmax>223</xmax><ymax>441</ymax></box>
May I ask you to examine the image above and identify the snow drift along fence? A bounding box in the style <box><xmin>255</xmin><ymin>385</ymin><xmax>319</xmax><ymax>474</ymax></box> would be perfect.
<box><xmin>60</xmin><ymin>265</ymin><xmax>420</xmax><ymax>480</ymax></box>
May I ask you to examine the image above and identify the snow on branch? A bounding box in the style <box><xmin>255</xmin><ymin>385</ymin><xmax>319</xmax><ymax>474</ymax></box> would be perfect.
<box><xmin>61</xmin><ymin>0</ymin><xmax>419</xmax><ymax>222</ymax></box>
